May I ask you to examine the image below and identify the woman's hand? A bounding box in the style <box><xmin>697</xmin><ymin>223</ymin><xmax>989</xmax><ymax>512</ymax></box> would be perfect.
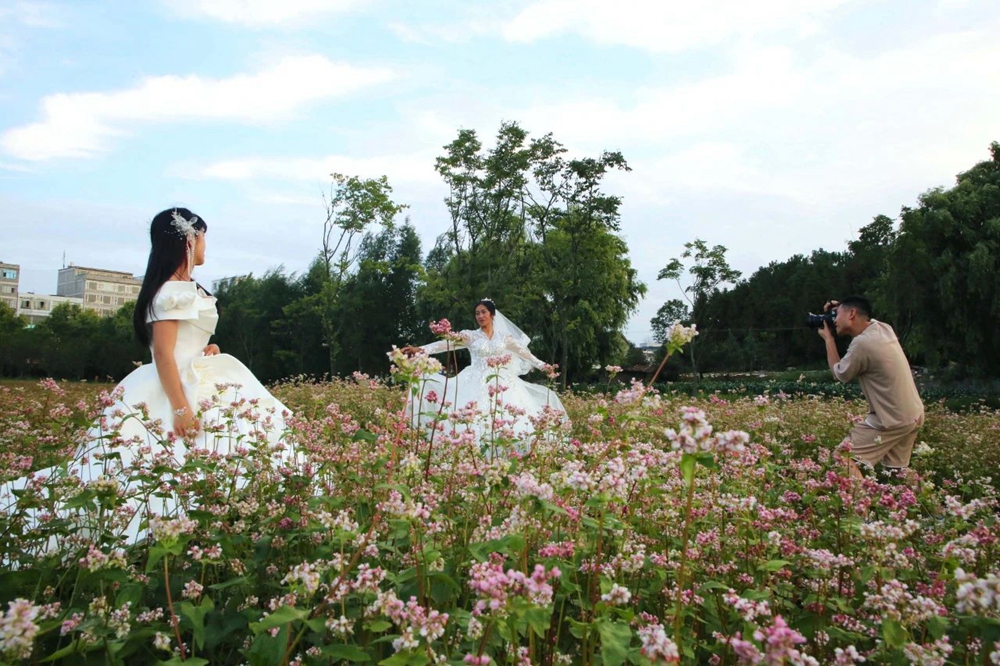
<box><xmin>400</xmin><ymin>345</ymin><xmax>420</xmax><ymax>356</ymax></box>
<box><xmin>173</xmin><ymin>406</ymin><xmax>200</xmax><ymax>439</ymax></box>
<box><xmin>203</xmin><ymin>343</ymin><xmax>221</xmax><ymax>356</ymax></box>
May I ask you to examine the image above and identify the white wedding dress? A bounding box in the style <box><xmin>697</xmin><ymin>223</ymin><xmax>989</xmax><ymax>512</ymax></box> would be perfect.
<box><xmin>411</xmin><ymin>316</ymin><xmax>566</xmax><ymax>447</ymax></box>
<box><xmin>2</xmin><ymin>281</ymin><xmax>293</xmax><ymax>547</ymax></box>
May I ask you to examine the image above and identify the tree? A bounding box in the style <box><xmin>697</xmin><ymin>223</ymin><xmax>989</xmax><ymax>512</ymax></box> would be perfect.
<box><xmin>336</xmin><ymin>223</ymin><xmax>424</xmax><ymax>375</ymax></box>
<box><xmin>879</xmin><ymin>141</ymin><xmax>1000</xmax><ymax>375</ymax></box>
<box><xmin>317</xmin><ymin>173</ymin><xmax>408</xmax><ymax>375</ymax></box>
<box><xmin>655</xmin><ymin>240</ymin><xmax>741</xmax><ymax>376</ymax></box>
<box><xmin>0</xmin><ymin>303</ymin><xmax>26</xmax><ymax>376</ymax></box>
<box><xmin>426</xmin><ymin>121</ymin><xmax>643</xmax><ymax>385</ymax></box>
<box><xmin>531</xmin><ymin>210</ymin><xmax>645</xmax><ymax>387</ymax></box>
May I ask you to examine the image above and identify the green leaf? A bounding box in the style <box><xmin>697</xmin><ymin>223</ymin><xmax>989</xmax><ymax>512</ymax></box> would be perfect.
<box><xmin>40</xmin><ymin>640</ymin><xmax>85</xmax><ymax>662</ymax></box>
<box><xmin>249</xmin><ymin>605</ymin><xmax>310</xmax><ymax>634</ymax></box>
<box><xmin>524</xmin><ymin>607</ymin><xmax>552</xmax><ymax>638</ymax></box>
<box><xmin>158</xmin><ymin>659</ymin><xmax>209</xmax><ymax>666</ymax></box>
<box><xmin>762</xmin><ymin>559</ymin><xmax>791</xmax><ymax>572</ymax></box>
<box><xmin>180</xmin><ymin>596</ymin><xmax>214</xmax><ymax>651</ymax></box>
<box><xmin>597</xmin><ymin>619</ymin><xmax>632</xmax><ymax>666</ymax></box>
<box><xmin>882</xmin><ymin>618</ymin><xmax>909</xmax><ymax>648</ymax></box>
<box><xmin>323</xmin><ymin>644</ymin><xmax>372</xmax><ymax>661</ymax></box>
<box><xmin>208</xmin><ymin>576</ymin><xmax>249</xmax><ymax>591</ymax></box>
<box><xmin>680</xmin><ymin>453</ymin><xmax>697</xmax><ymax>483</ymax></box>
<box><xmin>379</xmin><ymin>652</ymin><xmax>431</xmax><ymax>666</ymax></box>
<box><xmin>365</xmin><ymin>620</ymin><xmax>393</xmax><ymax>632</ymax></box>
<box><xmin>568</xmin><ymin>617</ymin><xmax>591</xmax><ymax>640</ymax></box>
<box><xmin>695</xmin><ymin>451</ymin><xmax>718</xmax><ymax>470</ymax></box>
<box><xmin>926</xmin><ymin>615</ymin><xmax>949</xmax><ymax>640</ymax></box>
<box><xmin>353</xmin><ymin>429</ymin><xmax>378</xmax><ymax>443</ymax></box>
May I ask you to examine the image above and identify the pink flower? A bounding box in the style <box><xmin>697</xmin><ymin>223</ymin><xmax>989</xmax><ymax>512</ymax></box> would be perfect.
<box><xmin>429</xmin><ymin>319</ymin><xmax>452</xmax><ymax>335</ymax></box>
<box><xmin>638</xmin><ymin>622</ymin><xmax>679</xmax><ymax>662</ymax></box>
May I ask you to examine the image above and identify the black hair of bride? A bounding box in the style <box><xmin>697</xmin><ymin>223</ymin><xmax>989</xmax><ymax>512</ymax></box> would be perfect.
<box><xmin>474</xmin><ymin>299</ymin><xmax>496</xmax><ymax>317</ymax></box>
<box><xmin>133</xmin><ymin>208</ymin><xmax>208</xmax><ymax>347</ymax></box>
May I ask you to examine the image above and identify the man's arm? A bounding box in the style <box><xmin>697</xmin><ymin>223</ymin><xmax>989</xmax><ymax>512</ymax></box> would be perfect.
<box><xmin>821</xmin><ymin>332</ymin><xmax>841</xmax><ymax>371</ymax></box>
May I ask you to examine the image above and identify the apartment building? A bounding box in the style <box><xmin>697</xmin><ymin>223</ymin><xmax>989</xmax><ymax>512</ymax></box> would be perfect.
<box><xmin>57</xmin><ymin>264</ymin><xmax>142</xmax><ymax>317</ymax></box>
<box><xmin>0</xmin><ymin>261</ymin><xmax>19</xmax><ymax>312</ymax></box>
<box><xmin>17</xmin><ymin>292</ymin><xmax>85</xmax><ymax>325</ymax></box>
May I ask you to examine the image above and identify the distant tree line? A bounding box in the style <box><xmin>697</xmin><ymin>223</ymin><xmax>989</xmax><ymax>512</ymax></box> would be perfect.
<box><xmin>651</xmin><ymin>142</ymin><xmax>1000</xmax><ymax>379</ymax></box>
<box><xmin>2</xmin><ymin>137</ymin><xmax>997</xmax><ymax>383</ymax></box>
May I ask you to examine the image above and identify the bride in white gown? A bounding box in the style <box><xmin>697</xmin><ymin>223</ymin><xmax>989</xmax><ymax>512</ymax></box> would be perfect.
<box><xmin>401</xmin><ymin>299</ymin><xmax>566</xmax><ymax>447</ymax></box>
<box><xmin>1</xmin><ymin>208</ymin><xmax>293</xmax><ymax>547</ymax></box>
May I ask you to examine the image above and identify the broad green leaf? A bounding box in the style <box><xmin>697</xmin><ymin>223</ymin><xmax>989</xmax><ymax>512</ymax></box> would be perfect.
<box><xmin>680</xmin><ymin>453</ymin><xmax>697</xmax><ymax>483</ymax></box>
<box><xmin>249</xmin><ymin>605</ymin><xmax>310</xmax><ymax>634</ymax></box>
<box><xmin>323</xmin><ymin>644</ymin><xmax>372</xmax><ymax>662</ymax></box>
<box><xmin>882</xmin><ymin>618</ymin><xmax>909</xmax><ymax>648</ymax></box>
<box><xmin>180</xmin><ymin>596</ymin><xmax>214</xmax><ymax>651</ymax></box>
<box><xmin>597</xmin><ymin>619</ymin><xmax>632</xmax><ymax>666</ymax></box>
<box><xmin>524</xmin><ymin>606</ymin><xmax>552</xmax><ymax>638</ymax></box>
<box><xmin>208</xmin><ymin>576</ymin><xmax>249</xmax><ymax>591</ymax></box>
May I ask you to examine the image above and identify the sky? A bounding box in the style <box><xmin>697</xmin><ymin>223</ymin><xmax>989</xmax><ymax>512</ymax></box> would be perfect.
<box><xmin>1</xmin><ymin>0</ymin><xmax>998</xmax><ymax>344</ymax></box>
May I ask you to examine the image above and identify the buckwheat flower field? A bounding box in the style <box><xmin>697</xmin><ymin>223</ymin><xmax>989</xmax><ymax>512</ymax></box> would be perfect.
<box><xmin>1</xmin><ymin>368</ymin><xmax>998</xmax><ymax>664</ymax></box>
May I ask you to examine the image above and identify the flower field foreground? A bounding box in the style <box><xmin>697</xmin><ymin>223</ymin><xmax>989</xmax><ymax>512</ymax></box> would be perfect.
<box><xmin>1</xmin><ymin>372</ymin><xmax>999</xmax><ymax>665</ymax></box>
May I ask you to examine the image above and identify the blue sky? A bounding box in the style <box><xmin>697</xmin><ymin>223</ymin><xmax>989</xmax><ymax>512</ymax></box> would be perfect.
<box><xmin>1</xmin><ymin>0</ymin><xmax>998</xmax><ymax>343</ymax></box>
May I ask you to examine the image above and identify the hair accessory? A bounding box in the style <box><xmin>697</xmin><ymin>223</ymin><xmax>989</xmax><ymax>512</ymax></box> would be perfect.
<box><xmin>481</xmin><ymin>297</ymin><xmax>494</xmax><ymax>304</ymax></box>
<box><xmin>170</xmin><ymin>210</ymin><xmax>199</xmax><ymax>238</ymax></box>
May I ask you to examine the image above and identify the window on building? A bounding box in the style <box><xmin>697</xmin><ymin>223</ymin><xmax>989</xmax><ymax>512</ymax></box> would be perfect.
<box><xmin>22</xmin><ymin>300</ymin><xmax>30</xmax><ymax>309</ymax></box>
<box><xmin>39</xmin><ymin>301</ymin><xmax>46</xmax><ymax>309</ymax></box>
<box><xmin>2</xmin><ymin>269</ymin><xmax>17</xmax><ymax>279</ymax></box>
<box><xmin>88</xmin><ymin>294</ymin><xmax>96</xmax><ymax>302</ymax></box>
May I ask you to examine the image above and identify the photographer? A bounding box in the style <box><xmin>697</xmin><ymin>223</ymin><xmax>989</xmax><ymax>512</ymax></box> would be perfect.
<box><xmin>817</xmin><ymin>296</ymin><xmax>924</xmax><ymax>479</ymax></box>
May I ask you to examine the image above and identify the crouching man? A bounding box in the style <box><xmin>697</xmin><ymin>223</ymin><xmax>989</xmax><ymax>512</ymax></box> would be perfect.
<box><xmin>818</xmin><ymin>296</ymin><xmax>924</xmax><ymax>479</ymax></box>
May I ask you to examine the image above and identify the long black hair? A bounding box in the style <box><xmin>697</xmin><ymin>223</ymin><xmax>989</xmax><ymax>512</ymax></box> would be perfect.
<box><xmin>133</xmin><ymin>208</ymin><xmax>207</xmax><ymax>346</ymax></box>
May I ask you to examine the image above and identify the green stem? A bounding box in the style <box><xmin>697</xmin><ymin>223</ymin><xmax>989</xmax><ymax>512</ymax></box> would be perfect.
<box><xmin>673</xmin><ymin>472</ymin><xmax>697</xmax><ymax>648</ymax></box>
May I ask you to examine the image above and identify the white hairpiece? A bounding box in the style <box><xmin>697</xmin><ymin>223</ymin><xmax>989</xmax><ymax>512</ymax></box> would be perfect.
<box><xmin>170</xmin><ymin>210</ymin><xmax>198</xmax><ymax>238</ymax></box>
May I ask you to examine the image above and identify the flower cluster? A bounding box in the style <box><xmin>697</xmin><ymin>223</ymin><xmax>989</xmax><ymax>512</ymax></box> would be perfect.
<box><xmin>387</xmin><ymin>346</ymin><xmax>443</xmax><ymax>377</ymax></box>
<box><xmin>0</xmin><ymin>599</ymin><xmax>40</xmax><ymax>661</ymax></box>
<box><xmin>954</xmin><ymin>568</ymin><xmax>1000</xmax><ymax>615</ymax></box>
<box><xmin>368</xmin><ymin>592</ymin><xmax>448</xmax><ymax>652</ymax></box>
<box><xmin>666</xmin><ymin>323</ymin><xmax>698</xmax><ymax>350</ymax></box>
<box><xmin>468</xmin><ymin>558</ymin><xmax>561</xmax><ymax>616</ymax></box>
<box><xmin>664</xmin><ymin>406</ymin><xmax>749</xmax><ymax>456</ymax></box>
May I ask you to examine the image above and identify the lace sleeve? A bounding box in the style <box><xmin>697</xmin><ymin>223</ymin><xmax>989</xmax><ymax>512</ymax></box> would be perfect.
<box><xmin>419</xmin><ymin>332</ymin><xmax>469</xmax><ymax>356</ymax></box>
<box><xmin>504</xmin><ymin>335</ymin><xmax>545</xmax><ymax>370</ymax></box>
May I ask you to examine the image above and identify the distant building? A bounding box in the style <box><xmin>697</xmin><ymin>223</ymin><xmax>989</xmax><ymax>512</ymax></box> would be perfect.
<box><xmin>17</xmin><ymin>292</ymin><xmax>84</xmax><ymax>325</ymax></box>
<box><xmin>58</xmin><ymin>264</ymin><xmax>142</xmax><ymax>318</ymax></box>
<box><xmin>212</xmin><ymin>275</ymin><xmax>248</xmax><ymax>292</ymax></box>
<box><xmin>0</xmin><ymin>261</ymin><xmax>19</xmax><ymax>312</ymax></box>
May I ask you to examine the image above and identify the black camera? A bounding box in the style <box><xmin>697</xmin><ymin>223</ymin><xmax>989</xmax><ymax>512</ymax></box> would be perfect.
<box><xmin>806</xmin><ymin>308</ymin><xmax>836</xmax><ymax>329</ymax></box>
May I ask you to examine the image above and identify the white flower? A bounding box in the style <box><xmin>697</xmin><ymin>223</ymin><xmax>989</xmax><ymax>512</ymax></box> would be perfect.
<box><xmin>0</xmin><ymin>599</ymin><xmax>41</xmax><ymax>661</ymax></box>
<box><xmin>667</xmin><ymin>323</ymin><xmax>698</xmax><ymax>347</ymax></box>
<box><xmin>154</xmin><ymin>632</ymin><xmax>171</xmax><ymax>652</ymax></box>
<box><xmin>601</xmin><ymin>583</ymin><xmax>632</xmax><ymax>606</ymax></box>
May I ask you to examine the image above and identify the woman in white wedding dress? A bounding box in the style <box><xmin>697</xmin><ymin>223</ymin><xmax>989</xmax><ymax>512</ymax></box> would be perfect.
<box><xmin>401</xmin><ymin>299</ymin><xmax>566</xmax><ymax>446</ymax></box>
<box><xmin>2</xmin><ymin>208</ymin><xmax>293</xmax><ymax>547</ymax></box>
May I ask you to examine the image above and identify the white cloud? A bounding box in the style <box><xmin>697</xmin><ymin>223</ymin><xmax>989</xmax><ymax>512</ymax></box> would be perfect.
<box><xmin>0</xmin><ymin>2</ymin><xmax>68</xmax><ymax>77</ymax></box>
<box><xmin>164</xmin><ymin>0</ymin><xmax>361</xmax><ymax>26</ymax></box>
<box><xmin>0</xmin><ymin>1</ymin><xmax>68</xmax><ymax>28</ymax></box>
<box><xmin>188</xmin><ymin>151</ymin><xmax>439</xmax><ymax>186</ymax></box>
<box><xmin>387</xmin><ymin>17</ymin><xmax>501</xmax><ymax>45</ymax></box>
<box><xmin>502</xmin><ymin>0</ymin><xmax>855</xmax><ymax>52</ymax></box>
<box><xmin>1</xmin><ymin>55</ymin><xmax>395</xmax><ymax>161</ymax></box>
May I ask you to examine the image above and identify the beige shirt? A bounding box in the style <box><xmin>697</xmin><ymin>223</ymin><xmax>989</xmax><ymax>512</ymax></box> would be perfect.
<box><xmin>832</xmin><ymin>320</ymin><xmax>924</xmax><ymax>430</ymax></box>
